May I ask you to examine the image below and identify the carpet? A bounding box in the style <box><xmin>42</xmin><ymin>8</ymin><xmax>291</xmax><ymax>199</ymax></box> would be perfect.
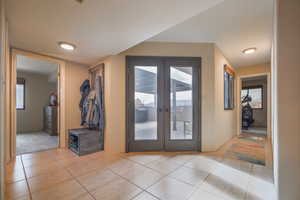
<box><xmin>16</xmin><ymin>131</ymin><xmax>58</xmax><ymax>155</ymax></box>
<box><xmin>225</xmin><ymin>134</ymin><xmax>266</xmax><ymax>165</ymax></box>
<box><xmin>241</xmin><ymin>127</ymin><xmax>267</xmax><ymax>135</ymax></box>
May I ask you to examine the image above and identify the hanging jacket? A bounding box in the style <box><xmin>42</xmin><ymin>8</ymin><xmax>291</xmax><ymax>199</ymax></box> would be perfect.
<box><xmin>79</xmin><ymin>77</ymin><xmax>105</xmax><ymax>129</ymax></box>
<box><xmin>85</xmin><ymin>90</ymin><xmax>99</xmax><ymax>128</ymax></box>
<box><xmin>95</xmin><ymin>76</ymin><xmax>105</xmax><ymax>131</ymax></box>
<box><xmin>79</xmin><ymin>80</ymin><xmax>90</xmax><ymax>126</ymax></box>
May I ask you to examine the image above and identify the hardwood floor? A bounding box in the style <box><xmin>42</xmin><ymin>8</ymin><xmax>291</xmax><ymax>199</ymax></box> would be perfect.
<box><xmin>5</xmin><ymin>137</ymin><xmax>275</xmax><ymax>200</ymax></box>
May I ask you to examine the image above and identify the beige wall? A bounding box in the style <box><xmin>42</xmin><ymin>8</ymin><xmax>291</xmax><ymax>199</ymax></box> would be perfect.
<box><xmin>4</xmin><ymin>19</ymin><xmax>10</xmax><ymax>164</ymax></box>
<box><xmin>16</xmin><ymin>71</ymin><xmax>57</xmax><ymax>133</ymax></box>
<box><xmin>274</xmin><ymin>0</ymin><xmax>300</xmax><ymax>199</ymax></box>
<box><xmin>213</xmin><ymin>47</ymin><xmax>237</xmax><ymax>150</ymax></box>
<box><xmin>236</xmin><ymin>63</ymin><xmax>271</xmax><ymax>76</ymax></box>
<box><xmin>65</xmin><ymin>61</ymin><xmax>89</xmax><ymax>131</ymax></box>
<box><xmin>102</xmin><ymin>56</ymin><xmax>126</xmax><ymax>153</ymax></box>
<box><xmin>102</xmin><ymin>42</ymin><xmax>236</xmax><ymax>153</ymax></box>
<box><xmin>0</xmin><ymin>0</ymin><xmax>8</xmax><ymax>197</ymax></box>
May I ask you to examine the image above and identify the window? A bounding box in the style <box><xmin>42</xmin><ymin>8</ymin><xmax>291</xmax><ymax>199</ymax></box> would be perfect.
<box><xmin>224</xmin><ymin>65</ymin><xmax>235</xmax><ymax>110</ymax></box>
<box><xmin>16</xmin><ymin>78</ymin><xmax>25</xmax><ymax>110</ymax></box>
<box><xmin>241</xmin><ymin>86</ymin><xmax>263</xmax><ymax>109</ymax></box>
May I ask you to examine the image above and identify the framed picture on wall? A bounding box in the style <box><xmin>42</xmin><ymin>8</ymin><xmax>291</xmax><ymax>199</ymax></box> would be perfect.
<box><xmin>224</xmin><ymin>64</ymin><xmax>235</xmax><ymax>110</ymax></box>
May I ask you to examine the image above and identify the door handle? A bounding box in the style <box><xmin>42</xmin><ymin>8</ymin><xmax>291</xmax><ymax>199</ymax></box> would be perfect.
<box><xmin>158</xmin><ymin>108</ymin><xmax>169</xmax><ymax>112</ymax></box>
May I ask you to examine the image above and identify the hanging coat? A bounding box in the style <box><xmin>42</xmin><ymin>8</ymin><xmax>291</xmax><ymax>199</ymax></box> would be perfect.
<box><xmin>79</xmin><ymin>79</ymin><xmax>90</xmax><ymax>126</ymax></box>
<box><xmin>79</xmin><ymin>77</ymin><xmax>105</xmax><ymax>130</ymax></box>
<box><xmin>95</xmin><ymin>76</ymin><xmax>105</xmax><ymax>131</ymax></box>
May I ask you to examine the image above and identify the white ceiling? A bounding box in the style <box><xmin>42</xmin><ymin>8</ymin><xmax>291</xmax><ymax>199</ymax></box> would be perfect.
<box><xmin>16</xmin><ymin>55</ymin><xmax>58</xmax><ymax>75</ymax></box>
<box><xmin>148</xmin><ymin>0</ymin><xmax>274</xmax><ymax>67</ymax></box>
<box><xmin>7</xmin><ymin>0</ymin><xmax>225</xmax><ymax>65</ymax></box>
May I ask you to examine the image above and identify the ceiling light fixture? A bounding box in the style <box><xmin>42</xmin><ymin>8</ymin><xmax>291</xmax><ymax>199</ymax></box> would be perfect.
<box><xmin>58</xmin><ymin>42</ymin><xmax>76</xmax><ymax>51</ymax></box>
<box><xmin>243</xmin><ymin>48</ymin><xmax>256</xmax><ymax>54</ymax></box>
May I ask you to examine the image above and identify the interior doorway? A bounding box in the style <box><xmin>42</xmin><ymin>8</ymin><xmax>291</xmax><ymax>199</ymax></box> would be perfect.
<box><xmin>234</xmin><ymin>73</ymin><xmax>273</xmax><ymax>168</ymax></box>
<box><xmin>240</xmin><ymin>75</ymin><xmax>269</xmax><ymax>136</ymax></box>
<box><xmin>15</xmin><ymin>54</ymin><xmax>59</xmax><ymax>154</ymax></box>
<box><xmin>9</xmin><ymin>49</ymin><xmax>67</xmax><ymax>158</ymax></box>
<box><xmin>126</xmin><ymin>56</ymin><xmax>201</xmax><ymax>152</ymax></box>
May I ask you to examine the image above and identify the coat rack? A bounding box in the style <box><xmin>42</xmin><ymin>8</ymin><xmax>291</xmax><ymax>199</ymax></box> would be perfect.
<box><xmin>89</xmin><ymin>63</ymin><xmax>104</xmax><ymax>90</ymax></box>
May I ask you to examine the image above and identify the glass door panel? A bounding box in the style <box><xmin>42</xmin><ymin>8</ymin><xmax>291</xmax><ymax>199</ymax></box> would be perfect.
<box><xmin>134</xmin><ymin>66</ymin><xmax>158</xmax><ymax>140</ymax></box>
<box><xmin>170</xmin><ymin>66</ymin><xmax>193</xmax><ymax>140</ymax></box>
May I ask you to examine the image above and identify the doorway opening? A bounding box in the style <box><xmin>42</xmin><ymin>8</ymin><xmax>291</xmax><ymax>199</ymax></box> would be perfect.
<box><xmin>126</xmin><ymin>56</ymin><xmax>201</xmax><ymax>152</ymax></box>
<box><xmin>15</xmin><ymin>54</ymin><xmax>59</xmax><ymax>155</ymax></box>
<box><xmin>240</xmin><ymin>75</ymin><xmax>268</xmax><ymax>136</ymax></box>
<box><xmin>222</xmin><ymin>73</ymin><xmax>273</xmax><ymax>169</ymax></box>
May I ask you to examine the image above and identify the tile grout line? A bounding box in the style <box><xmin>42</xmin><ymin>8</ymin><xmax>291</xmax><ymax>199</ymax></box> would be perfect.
<box><xmin>184</xmin><ymin>156</ymin><xmax>233</xmax><ymax>200</ymax></box>
<box><xmin>116</xmin><ymin>155</ymin><xmax>197</xmax><ymax>199</ymax></box>
<box><xmin>79</xmin><ymin>164</ymin><xmax>147</xmax><ymax>200</ymax></box>
<box><xmin>105</xmin><ymin>159</ymin><xmax>170</xmax><ymax>199</ymax></box>
<box><xmin>66</xmin><ymin>153</ymin><xmax>160</xmax><ymax>198</ymax></box>
<box><xmin>64</xmin><ymin>165</ymin><xmax>97</xmax><ymax>200</ymax></box>
<box><xmin>14</xmin><ymin>150</ymin><xmax>269</xmax><ymax>200</ymax></box>
<box><xmin>15</xmin><ymin>153</ymin><xmax>66</xmax><ymax>198</ymax></box>
<box><xmin>169</xmin><ymin>169</ymin><xmax>210</xmax><ymax>188</ymax></box>
<box><xmin>23</xmin><ymin>152</ymin><xmax>97</xmax><ymax>199</ymax></box>
<box><xmin>59</xmin><ymin>154</ymin><xmax>111</xmax><ymax>178</ymax></box>
<box><xmin>141</xmin><ymin>190</ymin><xmax>161</xmax><ymax>200</ymax></box>
<box><xmin>20</xmin><ymin>155</ymin><xmax>33</xmax><ymax>200</ymax></box>
<box><xmin>124</xmin><ymin>154</ymin><xmax>189</xmax><ymax>177</ymax></box>
<box><xmin>129</xmin><ymin>191</ymin><xmax>147</xmax><ymax>200</ymax></box>
<box><xmin>136</xmin><ymin>157</ymin><xmax>209</xmax><ymax>200</ymax></box>
<box><xmin>106</xmin><ymin>167</ymin><xmax>146</xmax><ymax>195</ymax></box>
<box><xmin>53</xmin><ymin>154</ymin><xmax>216</xmax><ymax>199</ymax></box>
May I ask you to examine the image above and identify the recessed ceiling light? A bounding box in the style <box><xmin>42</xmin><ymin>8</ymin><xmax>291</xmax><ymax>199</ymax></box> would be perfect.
<box><xmin>243</xmin><ymin>48</ymin><xmax>256</xmax><ymax>54</ymax></box>
<box><xmin>58</xmin><ymin>42</ymin><xmax>76</xmax><ymax>51</ymax></box>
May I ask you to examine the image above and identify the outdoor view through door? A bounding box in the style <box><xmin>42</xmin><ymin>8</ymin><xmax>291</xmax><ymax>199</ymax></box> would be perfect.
<box><xmin>127</xmin><ymin>56</ymin><xmax>200</xmax><ymax>152</ymax></box>
<box><xmin>170</xmin><ymin>66</ymin><xmax>193</xmax><ymax>140</ymax></box>
<box><xmin>134</xmin><ymin>66</ymin><xmax>158</xmax><ymax>141</ymax></box>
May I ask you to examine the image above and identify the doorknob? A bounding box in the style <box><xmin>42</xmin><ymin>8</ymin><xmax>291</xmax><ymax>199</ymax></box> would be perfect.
<box><xmin>158</xmin><ymin>108</ymin><xmax>169</xmax><ymax>112</ymax></box>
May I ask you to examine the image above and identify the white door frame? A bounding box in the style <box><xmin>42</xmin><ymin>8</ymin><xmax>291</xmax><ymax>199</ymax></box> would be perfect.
<box><xmin>236</xmin><ymin>72</ymin><xmax>272</xmax><ymax>139</ymax></box>
<box><xmin>10</xmin><ymin>49</ymin><xmax>67</xmax><ymax>157</ymax></box>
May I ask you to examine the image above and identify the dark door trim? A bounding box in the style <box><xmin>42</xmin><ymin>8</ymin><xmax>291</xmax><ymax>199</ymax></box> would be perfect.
<box><xmin>126</xmin><ymin>56</ymin><xmax>165</xmax><ymax>152</ymax></box>
<box><xmin>163</xmin><ymin>57</ymin><xmax>201</xmax><ymax>151</ymax></box>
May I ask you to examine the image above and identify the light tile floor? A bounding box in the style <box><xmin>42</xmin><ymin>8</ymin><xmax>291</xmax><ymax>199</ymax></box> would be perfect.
<box><xmin>5</xmin><ymin>139</ymin><xmax>275</xmax><ymax>200</ymax></box>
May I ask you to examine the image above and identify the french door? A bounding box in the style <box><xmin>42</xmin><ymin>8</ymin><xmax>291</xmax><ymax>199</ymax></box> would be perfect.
<box><xmin>126</xmin><ymin>56</ymin><xmax>201</xmax><ymax>152</ymax></box>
